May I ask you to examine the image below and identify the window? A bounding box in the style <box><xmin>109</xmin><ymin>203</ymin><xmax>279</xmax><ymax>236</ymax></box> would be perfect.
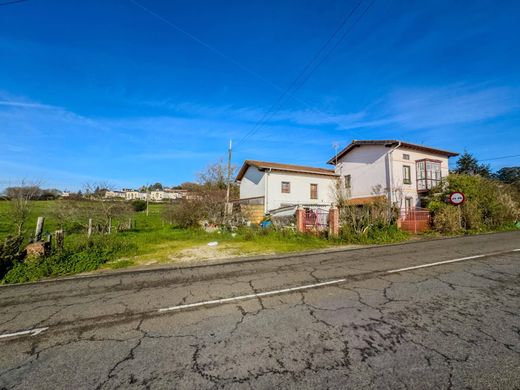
<box><xmin>405</xmin><ymin>197</ymin><xmax>413</xmax><ymax>210</ymax></box>
<box><xmin>403</xmin><ymin>165</ymin><xmax>411</xmax><ymax>184</ymax></box>
<box><xmin>310</xmin><ymin>184</ymin><xmax>318</xmax><ymax>199</ymax></box>
<box><xmin>344</xmin><ymin>174</ymin><xmax>351</xmax><ymax>189</ymax></box>
<box><xmin>281</xmin><ymin>181</ymin><xmax>291</xmax><ymax>194</ymax></box>
<box><xmin>403</xmin><ymin>153</ymin><xmax>410</xmax><ymax>160</ymax></box>
<box><xmin>416</xmin><ymin>159</ymin><xmax>442</xmax><ymax>191</ymax></box>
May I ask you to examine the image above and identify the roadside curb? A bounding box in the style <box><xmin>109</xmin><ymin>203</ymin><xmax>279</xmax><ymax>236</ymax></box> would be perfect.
<box><xmin>1</xmin><ymin>230</ymin><xmax>518</xmax><ymax>288</ymax></box>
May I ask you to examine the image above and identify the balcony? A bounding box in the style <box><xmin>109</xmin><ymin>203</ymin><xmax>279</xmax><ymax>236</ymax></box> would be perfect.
<box><xmin>416</xmin><ymin>159</ymin><xmax>442</xmax><ymax>192</ymax></box>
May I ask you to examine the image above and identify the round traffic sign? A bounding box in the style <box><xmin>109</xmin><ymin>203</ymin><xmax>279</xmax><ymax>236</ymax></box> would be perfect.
<box><xmin>448</xmin><ymin>192</ymin><xmax>465</xmax><ymax>205</ymax></box>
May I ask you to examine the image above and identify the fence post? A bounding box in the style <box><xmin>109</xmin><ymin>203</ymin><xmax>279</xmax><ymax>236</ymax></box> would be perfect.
<box><xmin>87</xmin><ymin>218</ymin><xmax>93</xmax><ymax>238</ymax></box>
<box><xmin>55</xmin><ymin>229</ymin><xmax>64</xmax><ymax>251</ymax></box>
<box><xmin>34</xmin><ymin>217</ymin><xmax>45</xmax><ymax>242</ymax></box>
<box><xmin>328</xmin><ymin>207</ymin><xmax>339</xmax><ymax>237</ymax></box>
<box><xmin>296</xmin><ymin>206</ymin><xmax>305</xmax><ymax>233</ymax></box>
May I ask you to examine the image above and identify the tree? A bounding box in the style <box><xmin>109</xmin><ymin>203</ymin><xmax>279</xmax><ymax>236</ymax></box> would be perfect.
<box><xmin>453</xmin><ymin>151</ymin><xmax>491</xmax><ymax>177</ymax></box>
<box><xmin>5</xmin><ymin>183</ymin><xmax>42</xmax><ymax>235</ymax></box>
<box><xmin>197</xmin><ymin>159</ymin><xmax>236</xmax><ymax>191</ymax></box>
<box><xmin>149</xmin><ymin>182</ymin><xmax>163</xmax><ymax>191</ymax></box>
<box><xmin>3</xmin><ymin>186</ymin><xmax>42</xmax><ymax>201</ymax></box>
<box><xmin>495</xmin><ymin>167</ymin><xmax>520</xmax><ymax>190</ymax></box>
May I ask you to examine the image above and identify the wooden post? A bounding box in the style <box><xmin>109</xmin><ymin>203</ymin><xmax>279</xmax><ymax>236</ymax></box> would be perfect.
<box><xmin>55</xmin><ymin>229</ymin><xmax>64</xmax><ymax>251</ymax></box>
<box><xmin>108</xmin><ymin>217</ymin><xmax>112</xmax><ymax>234</ymax></box>
<box><xmin>88</xmin><ymin>218</ymin><xmax>93</xmax><ymax>238</ymax></box>
<box><xmin>34</xmin><ymin>217</ymin><xmax>45</xmax><ymax>242</ymax></box>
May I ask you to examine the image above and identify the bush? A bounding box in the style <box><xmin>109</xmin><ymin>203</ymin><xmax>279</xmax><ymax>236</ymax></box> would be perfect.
<box><xmin>2</xmin><ymin>235</ymin><xmax>137</xmax><ymax>284</ymax></box>
<box><xmin>431</xmin><ymin>204</ymin><xmax>461</xmax><ymax>234</ymax></box>
<box><xmin>427</xmin><ymin>174</ymin><xmax>520</xmax><ymax>233</ymax></box>
<box><xmin>162</xmin><ymin>200</ymin><xmax>203</xmax><ymax>228</ymax></box>
<box><xmin>338</xmin><ymin>224</ymin><xmax>408</xmax><ymax>244</ymax></box>
<box><xmin>131</xmin><ymin>199</ymin><xmax>147</xmax><ymax>212</ymax></box>
<box><xmin>0</xmin><ymin>235</ymin><xmax>25</xmax><ymax>279</ymax></box>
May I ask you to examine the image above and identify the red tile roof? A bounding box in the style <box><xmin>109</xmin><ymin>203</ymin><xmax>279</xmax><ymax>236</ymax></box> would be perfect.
<box><xmin>236</xmin><ymin>160</ymin><xmax>336</xmax><ymax>181</ymax></box>
<box><xmin>327</xmin><ymin>140</ymin><xmax>459</xmax><ymax>165</ymax></box>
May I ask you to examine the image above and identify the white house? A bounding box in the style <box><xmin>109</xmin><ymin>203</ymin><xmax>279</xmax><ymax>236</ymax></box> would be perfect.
<box><xmin>328</xmin><ymin>140</ymin><xmax>458</xmax><ymax>209</ymax></box>
<box><xmin>236</xmin><ymin>140</ymin><xmax>458</xmax><ymax>214</ymax></box>
<box><xmin>105</xmin><ymin>190</ymin><xmax>126</xmax><ymax>199</ymax></box>
<box><xmin>235</xmin><ymin>160</ymin><xmax>337</xmax><ymax>213</ymax></box>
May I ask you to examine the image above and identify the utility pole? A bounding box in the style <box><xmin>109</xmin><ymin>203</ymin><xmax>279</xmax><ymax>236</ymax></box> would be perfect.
<box><xmin>225</xmin><ymin>139</ymin><xmax>232</xmax><ymax>215</ymax></box>
<box><xmin>333</xmin><ymin>142</ymin><xmax>339</xmax><ymax>166</ymax></box>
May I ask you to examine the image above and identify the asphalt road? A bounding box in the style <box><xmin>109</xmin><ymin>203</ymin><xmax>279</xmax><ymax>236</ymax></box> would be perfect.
<box><xmin>1</xmin><ymin>232</ymin><xmax>520</xmax><ymax>389</ymax></box>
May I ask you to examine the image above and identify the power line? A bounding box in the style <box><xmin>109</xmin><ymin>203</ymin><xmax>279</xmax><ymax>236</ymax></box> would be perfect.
<box><xmin>0</xmin><ymin>0</ymin><xmax>28</xmax><ymax>6</ymax></box>
<box><xmin>480</xmin><ymin>154</ymin><xmax>520</xmax><ymax>162</ymax></box>
<box><xmin>128</xmin><ymin>0</ymin><xmax>366</xmax><ymax>140</ymax></box>
<box><xmin>235</xmin><ymin>0</ymin><xmax>375</xmax><ymax>149</ymax></box>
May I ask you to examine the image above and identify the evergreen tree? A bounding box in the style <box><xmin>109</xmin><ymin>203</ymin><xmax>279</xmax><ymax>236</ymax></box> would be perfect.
<box><xmin>454</xmin><ymin>151</ymin><xmax>491</xmax><ymax>177</ymax></box>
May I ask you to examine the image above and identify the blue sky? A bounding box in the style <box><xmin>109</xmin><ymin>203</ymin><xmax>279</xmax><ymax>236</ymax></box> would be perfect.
<box><xmin>1</xmin><ymin>0</ymin><xmax>519</xmax><ymax>190</ymax></box>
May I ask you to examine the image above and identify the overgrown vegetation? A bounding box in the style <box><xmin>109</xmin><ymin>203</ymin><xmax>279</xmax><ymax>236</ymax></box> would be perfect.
<box><xmin>338</xmin><ymin>197</ymin><xmax>408</xmax><ymax>244</ymax></box>
<box><xmin>427</xmin><ymin>174</ymin><xmax>520</xmax><ymax>234</ymax></box>
<box><xmin>3</xmin><ymin>235</ymin><xmax>137</xmax><ymax>284</ymax></box>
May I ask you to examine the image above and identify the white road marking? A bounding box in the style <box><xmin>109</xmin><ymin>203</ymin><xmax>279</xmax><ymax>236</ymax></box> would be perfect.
<box><xmin>158</xmin><ymin>279</ymin><xmax>346</xmax><ymax>313</ymax></box>
<box><xmin>386</xmin><ymin>254</ymin><xmax>485</xmax><ymax>274</ymax></box>
<box><xmin>158</xmin><ymin>248</ymin><xmax>520</xmax><ymax>313</ymax></box>
<box><xmin>0</xmin><ymin>327</ymin><xmax>48</xmax><ymax>340</ymax></box>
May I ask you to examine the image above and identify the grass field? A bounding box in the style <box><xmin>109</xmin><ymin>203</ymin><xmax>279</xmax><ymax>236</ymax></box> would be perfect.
<box><xmin>0</xmin><ymin>200</ymin><xmax>342</xmax><ymax>274</ymax></box>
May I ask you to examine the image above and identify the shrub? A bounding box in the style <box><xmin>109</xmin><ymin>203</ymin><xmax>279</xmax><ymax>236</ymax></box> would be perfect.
<box><xmin>427</xmin><ymin>174</ymin><xmax>520</xmax><ymax>233</ymax></box>
<box><xmin>131</xmin><ymin>199</ymin><xmax>147</xmax><ymax>212</ymax></box>
<box><xmin>162</xmin><ymin>200</ymin><xmax>204</xmax><ymax>228</ymax></box>
<box><xmin>338</xmin><ymin>224</ymin><xmax>408</xmax><ymax>244</ymax></box>
<box><xmin>0</xmin><ymin>235</ymin><xmax>25</xmax><ymax>279</ymax></box>
<box><xmin>431</xmin><ymin>204</ymin><xmax>461</xmax><ymax>234</ymax></box>
<box><xmin>2</xmin><ymin>235</ymin><xmax>137</xmax><ymax>284</ymax></box>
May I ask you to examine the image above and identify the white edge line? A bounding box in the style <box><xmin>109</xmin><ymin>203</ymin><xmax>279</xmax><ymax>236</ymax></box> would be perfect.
<box><xmin>0</xmin><ymin>327</ymin><xmax>48</xmax><ymax>340</ymax></box>
<box><xmin>386</xmin><ymin>254</ymin><xmax>487</xmax><ymax>274</ymax></box>
<box><xmin>158</xmin><ymin>279</ymin><xmax>346</xmax><ymax>313</ymax></box>
<box><xmin>159</xmin><ymin>248</ymin><xmax>520</xmax><ymax>313</ymax></box>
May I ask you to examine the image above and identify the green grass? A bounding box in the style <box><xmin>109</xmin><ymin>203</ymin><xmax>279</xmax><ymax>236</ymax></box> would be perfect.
<box><xmin>0</xmin><ymin>200</ymin><xmax>414</xmax><ymax>283</ymax></box>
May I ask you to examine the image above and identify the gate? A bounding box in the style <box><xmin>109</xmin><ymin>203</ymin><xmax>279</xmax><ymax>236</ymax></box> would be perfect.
<box><xmin>399</xmin><ymin>207</ymin><xmax>431</xmax><ymax>233</ymax></box>
<box><xmin>303</xmin><ymin>208</ymin><xmax>329</xmax><ymax>233</ymax></box>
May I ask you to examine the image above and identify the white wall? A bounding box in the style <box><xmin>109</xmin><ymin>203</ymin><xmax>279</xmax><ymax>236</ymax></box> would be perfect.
<box><xmin>335</xmin><ymin>144</ymin><xmax>452</xmax><ymax>208</ymax></box>
<box><xmin>390</xmin><ymin>148</ymin><xmax>450</xmax><ymax>208</ymax></box>
<box><xmin>239</xmin><ymin>166</ymin><xmax>266</xmax><ymax>200</ymax></box>
<box><xmin>265</xmin><ymin>171</ymin><xmax>336</xmax><ymax>211</ymax></box>
<box><xmin>335</xmin><ymin>145</ymin><xmax>389</xmax><ymax>199</ymax></box>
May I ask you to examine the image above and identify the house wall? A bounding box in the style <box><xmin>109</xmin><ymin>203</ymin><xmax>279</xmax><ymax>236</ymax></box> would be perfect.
<box><xmin>239</xmin><ymin>165</ymin><xmax>266</xmax><ymax>200</ymax></box>
<box><xmin>390</xmin><ymin>148</ymin><xmax>450</xmax><ymax>208</ymax></box>
<box><xmin>265</xmin><ymin>171</ymin><xmax>336</xmax><ymax>211</ymax></box>
<box><xmin>335</xmin><ymin>145</ymin><xmax>390</xmax><ymax>200</ymax></box>
<box><xmin>335</xmin><ymin>144</ymin><xmax>451</xmax><ymax>208</ymax></box>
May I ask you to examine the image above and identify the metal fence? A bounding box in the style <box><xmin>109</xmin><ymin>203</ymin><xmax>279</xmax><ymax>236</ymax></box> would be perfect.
<box><xmin>303</xmin><ymin>208</ymin><xmax>329</xmax><ymax>233</ymax></box>
<box><xmin>398</xmin><ymin>207</ymin><xmax>431</xmax><ymax>233</ymax></box>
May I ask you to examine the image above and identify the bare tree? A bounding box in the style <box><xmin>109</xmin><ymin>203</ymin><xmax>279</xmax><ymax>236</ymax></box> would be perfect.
<box><xmin>5</xmin><ymin>182</ymin><xmax>41</xmax><ymax>236</ymax></box>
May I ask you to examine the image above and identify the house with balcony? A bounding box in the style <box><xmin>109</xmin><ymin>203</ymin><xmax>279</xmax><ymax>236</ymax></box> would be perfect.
<box><xmin>328</xmin><ymin>140</ymin><xmax>458</xmax><ymax>209</ymax></box>
<box><xmin>236</xmin><ymin>140</ymin><xmax>458</xmax><ymax>220</ymax></box>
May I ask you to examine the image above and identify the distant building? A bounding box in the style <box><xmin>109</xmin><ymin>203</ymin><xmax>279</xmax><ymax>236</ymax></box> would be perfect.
<box><xmin>104</xmin><ymin>187</ymin><xmax>192</xmax><ymax>201</ymax></box>
<box><xmin>105</xmin><ymin>190</ymin><xmax>126</xmax><ymax>199</ymax></box>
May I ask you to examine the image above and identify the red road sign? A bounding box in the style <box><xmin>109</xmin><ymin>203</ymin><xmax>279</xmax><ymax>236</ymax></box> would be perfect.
<box><xmin>448</xmin><ymin>191</ymin><xmax>465</xmax><ymax>205</ymax></box>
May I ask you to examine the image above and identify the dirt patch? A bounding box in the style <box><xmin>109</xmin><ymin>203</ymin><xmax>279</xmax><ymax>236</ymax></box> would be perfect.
<box><xmin>171</xmin><ymin>244</ymin><xmax>270</xmax><ymax>263</ymax></box>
